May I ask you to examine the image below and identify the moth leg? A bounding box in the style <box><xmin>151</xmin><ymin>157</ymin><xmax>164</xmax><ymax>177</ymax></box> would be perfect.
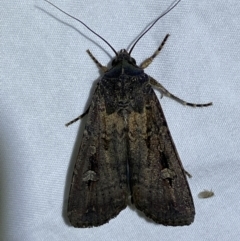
<box><xmin>65</xmin><ymin>106</ymin><xmax>90</xmax><ymax>127</ymax></box>
<box><xmin>87</xmin><ymin>49</ymin><xmax>108</xmax><ymax>73</ymax></box>
<box><xmin>184</xmin><ymin>169</ymin><xmax>192</xmax><ymax>178</ymax></box>
<box><xmin>150</xmin><ymin>77</ymin><xmax>212</xmax><ymax>107</ymax></box>
<box><xmin>140</xmin><ymin>34</ymin><xmax>170</xmax><ymax>69</ymax></box>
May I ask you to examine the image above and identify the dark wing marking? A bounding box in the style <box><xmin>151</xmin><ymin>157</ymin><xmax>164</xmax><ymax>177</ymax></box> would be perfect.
<box><xmin>67</xmin><ymin>86</ymin><xmax>129</xmax><ymax>227</ymax></box>
<box><xmin>128</xmin><ymin>87</ymin><xmax>195</xmax><ymax>226</ymax></box>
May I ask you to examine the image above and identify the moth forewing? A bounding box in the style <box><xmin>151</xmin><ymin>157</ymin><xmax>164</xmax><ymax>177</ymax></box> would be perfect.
<box><xmin>67</xmin><ymin>87</ymin><xmax>129</xmax><ymax>227</ymax></box>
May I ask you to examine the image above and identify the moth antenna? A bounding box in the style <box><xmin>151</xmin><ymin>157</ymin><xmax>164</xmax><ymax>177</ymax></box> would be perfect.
<box><xmin>129</xmin><ymin>0</ymin><xmax>181</xmax><ymax>55</ymax></box>
<box><xmin>44</xmin><ymin>0</ymin><xmax>118</xmax><ymax>56</ymax></box>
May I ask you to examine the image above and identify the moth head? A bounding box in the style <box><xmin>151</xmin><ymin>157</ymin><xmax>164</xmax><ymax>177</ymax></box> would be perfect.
<box><xmin>111</xmin><ymin>49</ymin><xmax>137</xmax><ymax>67</ymax></box>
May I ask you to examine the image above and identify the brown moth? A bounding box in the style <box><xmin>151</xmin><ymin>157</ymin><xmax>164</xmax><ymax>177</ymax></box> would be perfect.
<box><xmin>44</xmin><ymin>0</ymin><xmax>212</xmax><ymax>227</ymax></box>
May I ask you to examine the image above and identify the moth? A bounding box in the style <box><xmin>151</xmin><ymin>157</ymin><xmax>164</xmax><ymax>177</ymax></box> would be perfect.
<box><xmin>44</xmin><ymin>0</ymin><xmax>212</xmax><ymax>227</ymax></box>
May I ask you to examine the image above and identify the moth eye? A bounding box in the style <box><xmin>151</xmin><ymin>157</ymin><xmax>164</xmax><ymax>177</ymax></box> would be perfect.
<box><xmin>129</xmin><ymin>58</ymin><xmax>136</xmax><ymax>65</ymax></box>
<box><xmin>112</xmin><ymin>58</ymin><xmax>118</xmax><ymax>66</ymax></box>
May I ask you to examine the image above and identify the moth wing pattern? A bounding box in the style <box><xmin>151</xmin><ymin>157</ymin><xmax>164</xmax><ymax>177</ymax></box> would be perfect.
<box><xmin>67</xmin><ymin>85</ymin><xmax>129</xmax><ymax>227</ymax></box>
<box><xmin>129</xmin><ymin>80</ymin><xmax>195</xmax><ymax>226</ymax></box>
